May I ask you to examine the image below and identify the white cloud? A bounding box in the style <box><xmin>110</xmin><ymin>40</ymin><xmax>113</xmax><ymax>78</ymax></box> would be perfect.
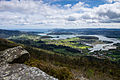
<box><xmin>74</xmin><ymin>2</ymin><xmax>120</xmax><ymax>23</ymax></box>
<box><xmin>64</xmin><ymin>4</ymin><xmax>72</xmax><ymax>8</ymax></box>
<box><xmin>0</xmin><ymin>0</ymin><xmax>120</xmax><ymax>29</ymax></box>
<box><xmin>106</xmin><ymin>0</ymin><xmax>120</xmax><ymax>3</ymax></box>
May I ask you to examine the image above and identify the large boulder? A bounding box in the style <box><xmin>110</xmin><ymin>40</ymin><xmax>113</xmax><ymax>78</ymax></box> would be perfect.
<box><xmin>0</xmin><ymin>46</ymin><xmax>58</xmax><ymax>80</ymax></box>
<box><xmin>0</xmin><ymin>46</ymin><xmax>30</xmax><ymax>65</ymax></box>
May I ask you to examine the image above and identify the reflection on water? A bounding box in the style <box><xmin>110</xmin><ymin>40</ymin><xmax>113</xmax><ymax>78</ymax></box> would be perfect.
<box><xmin>38</xmin><ymin>33</ymin><xmax>120</xmax><ymax>52</ymax></box>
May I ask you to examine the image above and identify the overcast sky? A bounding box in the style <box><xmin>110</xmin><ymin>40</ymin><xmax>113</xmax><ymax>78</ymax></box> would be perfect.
<box><xmin>0</xmin><ymin>0</ymin><xmax>120</xmax><ymax>29</ymax></box>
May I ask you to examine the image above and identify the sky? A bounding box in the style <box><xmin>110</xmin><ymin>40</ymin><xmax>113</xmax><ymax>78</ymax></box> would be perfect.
<box><xmin>0</xmin><ymin>0</ymin><xmax>120</xmax><ymax>29</ymax></box>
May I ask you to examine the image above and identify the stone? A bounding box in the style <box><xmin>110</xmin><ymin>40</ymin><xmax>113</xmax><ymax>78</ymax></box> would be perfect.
<box><xmin>0</xmin><ymin>46</ymin><xmax>30</xmax><ymax>65</ymax></box>
<box><xmin>0</xmin><ymin>64</ymin><xmax>57</xmax><ymax>80</ymax></box>
<box><xmin>0</xmin><ymin>46</ymin><xmax>58</xmax><ymax>80</ymax></box>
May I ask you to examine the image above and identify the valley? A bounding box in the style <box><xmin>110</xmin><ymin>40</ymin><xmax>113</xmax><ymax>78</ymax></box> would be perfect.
<box><xmin>0</xmin><ymin>29</ymin><xmax>120</xmax><ymax>80</ymax></box>
<box><xmin>8</xmin><ymin>29</ymin><xmax>120</xmax><ymax>62</ymax></box>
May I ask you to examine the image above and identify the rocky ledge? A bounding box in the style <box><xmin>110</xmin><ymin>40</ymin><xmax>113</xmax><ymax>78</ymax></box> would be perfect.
<box><xmin>0</xmin><ymin>46</ymin><xmax>58</xmax><ymax>80</ymax></box>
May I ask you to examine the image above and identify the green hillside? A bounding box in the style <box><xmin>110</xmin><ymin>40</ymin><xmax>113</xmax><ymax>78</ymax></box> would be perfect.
<box><xmin>0</xmin><ymin>38</ymin><xmax>120</xmax><ymax>80</ymax></box>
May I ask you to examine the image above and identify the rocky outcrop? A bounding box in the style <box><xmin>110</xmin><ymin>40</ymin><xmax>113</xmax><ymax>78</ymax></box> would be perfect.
<box><xmin>0</xmin><ymin>46</ymin><xmax>29</xmax><ymax>66</ymax></box>
<box><xmin>0</xmin><ymin>46</ymin><xmax>58</xmax><ymax>80</ymax></box>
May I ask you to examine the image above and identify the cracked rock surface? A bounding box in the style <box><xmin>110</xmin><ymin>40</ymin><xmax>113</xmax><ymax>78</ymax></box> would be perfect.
<box><xmin>0</xmin><ymin>46</ymin><xmax>58</xmax><ymax>80</ymax></box>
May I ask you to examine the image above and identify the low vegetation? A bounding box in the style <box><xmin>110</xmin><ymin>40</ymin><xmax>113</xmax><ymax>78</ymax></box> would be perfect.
<box><xmin>0</xmin><ymin>38</ymin><xmax>120</xmax><ymax>80</ymax></box>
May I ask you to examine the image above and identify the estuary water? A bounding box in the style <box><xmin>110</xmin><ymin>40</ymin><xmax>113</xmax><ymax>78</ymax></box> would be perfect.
<box><xmin>38</xmin><ymin>33</ymin><xmax>120</xmax><ymax>52</ymax></box>
<box><xmin>85</xmin><ymin>35</ymin><xmax>120</xmax><ymax>52</ymax></box>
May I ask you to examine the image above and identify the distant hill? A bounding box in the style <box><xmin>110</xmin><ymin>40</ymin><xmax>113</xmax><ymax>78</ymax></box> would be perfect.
<box><xmin>1</xmin><ymin>28</ymin><xmax>120</xmax><ymax>38</ymax></box>
<box><xmin>0</xmin><ymin>29</ymin><xmax>31</xmax><ymax>38</ymax></box>
<box><xmin>50</xmin><ymin>28</ymin><xmax>120</xmax><ymax>38</ymax></box>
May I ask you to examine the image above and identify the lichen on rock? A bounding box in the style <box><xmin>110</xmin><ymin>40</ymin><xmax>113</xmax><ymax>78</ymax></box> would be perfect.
<box><xmin>0</xmin><ymin>46</ymin><xmax>58</xmax><ymax>80</ymax></box>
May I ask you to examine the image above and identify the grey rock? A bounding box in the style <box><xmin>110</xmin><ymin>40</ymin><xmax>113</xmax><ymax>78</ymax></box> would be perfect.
<box><xmin>0</xmin><ymin>64</ymin><xmax>58</xmax><ymax>80</ymax></box>
<box><xmin>0</xmin><ymin>46</ymin><xmax>58</xmax><ymax>80</ymax></box>
<box><xmin>0</xmin><ymin>46</ymin><xmax>29</xmax><ymax>65</ymax></box>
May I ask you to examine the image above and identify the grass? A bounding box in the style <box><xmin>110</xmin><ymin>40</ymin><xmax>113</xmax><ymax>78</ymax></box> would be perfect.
<box><xmin>42</xmin><ymin>37</ymin><xmax>91</xmax><ymax>50</ymax></box>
